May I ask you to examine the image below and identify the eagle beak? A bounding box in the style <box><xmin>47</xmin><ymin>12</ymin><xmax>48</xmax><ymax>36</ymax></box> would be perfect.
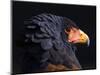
<box><xmin>79</xmin><ymin>29</ymin><xmax>90</xmax><ymax>46</ymax></box>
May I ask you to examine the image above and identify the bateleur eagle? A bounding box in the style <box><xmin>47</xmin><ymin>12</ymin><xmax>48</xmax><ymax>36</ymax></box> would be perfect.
<box><xmin>24</xmin><ymin>13</ymin><xmax>90</xmax><ymax>72</ymax></box>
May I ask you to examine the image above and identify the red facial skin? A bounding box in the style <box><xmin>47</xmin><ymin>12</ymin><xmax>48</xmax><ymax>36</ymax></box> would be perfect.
<box><xmin>65</xmin><ymin>28</ymin><xmax>81</xmax><ymax>43</ymax></box>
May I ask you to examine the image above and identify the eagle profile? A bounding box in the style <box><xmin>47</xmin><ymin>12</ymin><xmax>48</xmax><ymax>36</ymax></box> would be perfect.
<box><xmin>24</xmin><ymin>13</ymin><xmax>90</xmax><ymax>72</ymax></box>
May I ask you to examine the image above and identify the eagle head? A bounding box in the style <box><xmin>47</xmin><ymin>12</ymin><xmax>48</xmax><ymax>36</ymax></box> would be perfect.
<box><xmin>65</xmin><ymin>27</ymin><xmax>90</xmax><ymax>46</ymax></box>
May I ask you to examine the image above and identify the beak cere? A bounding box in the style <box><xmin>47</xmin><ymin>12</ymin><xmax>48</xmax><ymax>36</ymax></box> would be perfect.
<box><xmin>79</xmin><ymin>29</ymin><xmax>90</xmax><ymax>46</ymax></box>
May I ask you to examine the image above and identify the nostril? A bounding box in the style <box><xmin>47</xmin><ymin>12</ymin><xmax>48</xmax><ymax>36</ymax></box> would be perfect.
<box><xmin>81</xmin><ymin>38</ymin><xmax>85</xmax><ymax>40</ymax></box>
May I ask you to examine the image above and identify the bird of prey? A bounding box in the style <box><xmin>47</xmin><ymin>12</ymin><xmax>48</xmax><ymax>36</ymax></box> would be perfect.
<box><xmin>24</xmin><ymin>13</ymin><xmax>90</xmax><ymax>72</ymax></box>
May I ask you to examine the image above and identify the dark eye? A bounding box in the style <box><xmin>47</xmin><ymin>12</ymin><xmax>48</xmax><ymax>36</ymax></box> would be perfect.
<box><xmin>74</xmin><ymin>30</ymin><xmax>76</xmax><ymax>33</ymax></box>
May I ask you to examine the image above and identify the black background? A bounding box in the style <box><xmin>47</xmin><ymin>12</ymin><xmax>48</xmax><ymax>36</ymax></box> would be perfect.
<box><xmin>12</xmin><ymin>1</ymin><xmax>96</xmax><ymax>74</ymax></box>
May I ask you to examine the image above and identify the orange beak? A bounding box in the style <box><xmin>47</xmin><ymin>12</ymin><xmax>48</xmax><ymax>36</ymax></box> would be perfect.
<box><xmin>78</xmin><ymin>29</ymin><xmax>90</xmax><ymax>46</ymax></box>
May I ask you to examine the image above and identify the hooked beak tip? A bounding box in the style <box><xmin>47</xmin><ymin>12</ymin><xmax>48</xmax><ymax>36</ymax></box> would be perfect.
<box><xmin>80</xmin><ymin>29</ymin><xmax>90</xmax><ymax>46</ymax></box>
<box><xmin>87</xmin><ymin>37</ymin><xmax>90</xmax><ymax>47</ymax></box>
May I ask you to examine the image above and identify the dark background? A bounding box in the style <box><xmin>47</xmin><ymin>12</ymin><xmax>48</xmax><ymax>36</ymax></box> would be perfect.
<box><xmin>12</xmin><ymin>1</ymin><xmax>96</xmax><ymax>74</ymax></box>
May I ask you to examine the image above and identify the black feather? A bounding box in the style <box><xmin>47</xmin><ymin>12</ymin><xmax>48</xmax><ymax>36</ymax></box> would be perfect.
<box><xmin>25</xmin><ymin>13</ymin><xmax>82</xmax><ymax>70</ymax></box>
